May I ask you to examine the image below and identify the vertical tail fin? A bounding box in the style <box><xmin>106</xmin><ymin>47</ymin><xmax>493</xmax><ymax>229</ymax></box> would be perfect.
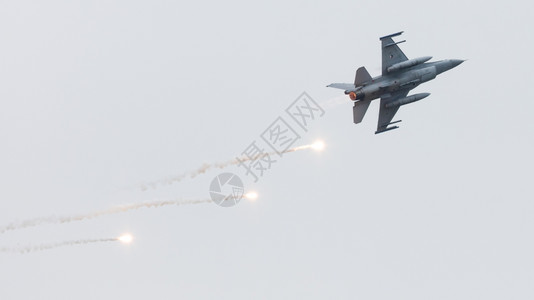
<box><xmin>354</xmin><ymin>67</ymin><xmax>372</xmax><ymax>86</ymax></box>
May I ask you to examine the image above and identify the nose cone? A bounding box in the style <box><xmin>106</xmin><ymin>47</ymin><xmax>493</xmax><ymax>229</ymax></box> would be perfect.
<box><xmin>435</xmin><ymin>59</ymin><xmax>465</xmax><ymax>74</ymax></box>
<box><xmin>450</xmin><ymin>59</ymin><xmax>465</xmax><ymax>69</ymax></box>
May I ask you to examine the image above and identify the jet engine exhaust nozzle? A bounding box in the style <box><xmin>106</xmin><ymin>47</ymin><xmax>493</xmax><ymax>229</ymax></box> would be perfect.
<box><xmin>348</xmin><ymin>91</ymin><xmax>365</xmax><ymax>101</ymax></box>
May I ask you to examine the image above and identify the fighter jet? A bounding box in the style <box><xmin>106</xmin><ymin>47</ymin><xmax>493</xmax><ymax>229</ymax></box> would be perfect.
<box><xmin>327</xmin><ymin>31</ymin><xmax>463</xmax><ymax>134</ymax></box>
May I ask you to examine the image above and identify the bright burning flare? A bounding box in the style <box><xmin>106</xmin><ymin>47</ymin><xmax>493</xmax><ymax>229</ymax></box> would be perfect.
<box><xmin>118</xmin><ymin>234</ymin><xmax>133</xmax><ymax>244</ymax></box>
<box><xmin>244</xmin><ymin>191</ymin><xmax>258</xmax><ymax>201</ymax></box>
<box><xmin>311</xmin><ymin>140</ymin><xmax>325</xmax><ymax>151</ymax></box>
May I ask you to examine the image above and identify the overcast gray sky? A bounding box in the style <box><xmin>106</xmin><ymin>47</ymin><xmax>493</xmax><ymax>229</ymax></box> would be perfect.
<box><xmin>1</xmin><ymin>0</ymin><xmax>533</xmax><ymax>299</ymax></box>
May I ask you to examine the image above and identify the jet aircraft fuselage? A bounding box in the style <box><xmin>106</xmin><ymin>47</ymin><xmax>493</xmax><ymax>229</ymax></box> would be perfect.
<box><xmin>348</xmin><ymin>60</ymin><xmax>463</xmax><ymax>102</ymax></box>
<box><xmin>327</xmin><ymin>31</ymin><xmax>464</xmax><ymax>134</ymax></box>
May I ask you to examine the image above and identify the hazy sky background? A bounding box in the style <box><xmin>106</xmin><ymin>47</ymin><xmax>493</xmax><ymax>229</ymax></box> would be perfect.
<box><xmin>0</xmin><ymin>0</ymin><xmax>533</xmax><ymax>299</ymax></box>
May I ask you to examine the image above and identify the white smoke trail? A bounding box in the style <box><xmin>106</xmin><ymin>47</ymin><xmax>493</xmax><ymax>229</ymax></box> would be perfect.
<box><xmin>0</xmin><ymin>198</ymin><xmax>211</xmax><ymax>235</ymax></box>
<box><xmin>319</xmin><ymin>95</ymin><xmax>350</xmax><ymax>109</ymax></box>
<box><xmin>139</xmin><ymin>141</ymin><xmax>325</xmax><ymax>190</ymax></box>
<box><xmin>0</xmin><ymin>238</ymin><xmax>117</xmax><ymax>254</ymax></box>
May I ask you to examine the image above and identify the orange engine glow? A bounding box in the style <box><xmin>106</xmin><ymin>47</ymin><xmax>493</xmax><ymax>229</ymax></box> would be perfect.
<box><xmin>349</xmin><ymin>91</ymin><xmax>357</xmax><ymax>101</ymax></box>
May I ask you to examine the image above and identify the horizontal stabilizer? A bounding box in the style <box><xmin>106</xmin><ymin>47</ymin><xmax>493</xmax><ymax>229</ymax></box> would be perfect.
<box><xmin>354</xmin><ymin>67</ymin><xmax>372</xmax><ymax>86</ymax></box>
<box><xmin>353</xmin><ymin>100</ymin><xmax>371</xmax><ymax>124</ymax></box>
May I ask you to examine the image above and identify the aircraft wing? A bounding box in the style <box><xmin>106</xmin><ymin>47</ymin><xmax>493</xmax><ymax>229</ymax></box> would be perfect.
<box><xmin>380</xmin><ymin>31</ymin><xmax>408</xmax><ymax>75</ymax></box>
<box><xmin>326</xmin><ymin>83</ymin><xmax>355</xmax><ymax>90</ymax></box>
<box><xmin>375</xmin><ymin>90</ymin><xmax>409</xmax><ymax>134</ymax></box>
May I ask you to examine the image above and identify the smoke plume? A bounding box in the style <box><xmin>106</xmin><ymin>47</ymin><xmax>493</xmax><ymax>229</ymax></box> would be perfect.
<box><xmin>139</xmin><ymin>141</ymin><xmax>324</xmax><ymax>190</ymax></box>
<box><xmin>0</xmin><ymin>198</ymin><xmax>211</xmax><ymax>234</ymax></box>
<box><xmin>0</xmin><ymin>238</ymin><xmax>117</xmax><ymax>254</ymax></box>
